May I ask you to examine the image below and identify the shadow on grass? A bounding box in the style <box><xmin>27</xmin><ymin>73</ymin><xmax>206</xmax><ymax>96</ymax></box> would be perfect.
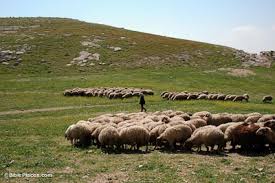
<box><xmin>229</xmin><ymin>147</ymin><xmax>275</xmax><ymax>157</ymax></box>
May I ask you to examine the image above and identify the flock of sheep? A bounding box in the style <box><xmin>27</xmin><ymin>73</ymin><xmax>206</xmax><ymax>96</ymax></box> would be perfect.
<box><xmin>63</xmin><ymin>87</ymin><xmax>154</xmax><ymax>99</ymax></box>
<box><xmin>63</xmin><ymin>87</ymin><xmax>273</xmax><ymax>103</ymax></box>
<box><xmin>65</xmin><ymin>110</ymin><xmax>275</xmax><ymax>153</ymax></box>
<box><xmin>161</xmin><ymin>91</ymin><xmax>273</xmax><ymax>103</ymax></box>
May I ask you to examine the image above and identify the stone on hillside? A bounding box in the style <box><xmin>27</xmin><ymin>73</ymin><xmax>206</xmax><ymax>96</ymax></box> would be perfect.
<box><xmin>109</xmin><ymin>46</ymin><xmax>122</xmax><ymax>52</ymax></box>
<box><xmin>88</xmin><ymin>53</ymin><xmax>100</xmax><ymax>61</ymax></box>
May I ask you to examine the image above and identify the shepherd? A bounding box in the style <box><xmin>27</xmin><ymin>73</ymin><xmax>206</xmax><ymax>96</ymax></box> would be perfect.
<box><xmin>139</xmin><ymin>94</ymin><xmax>147</xmax><ymax>112</ymax></box>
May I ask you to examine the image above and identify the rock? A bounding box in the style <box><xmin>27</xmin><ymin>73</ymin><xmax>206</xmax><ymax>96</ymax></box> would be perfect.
<box><xmin>2</xmin><ymin>62</ymin><xmax>9</xmax><ymax>65</ymax></box>
<box><xmin>16</xmin><ymin>51</ymin><xmax>24</xmax><ymax>55</ymax></box>
<box><xmin>81</xmin><ymin>41</ymin><xmax>100</xmax><ymax>48</ymax></box>
<box><xmin>234</xmin><ymin>49</ymin><xmax>275</xmax><ymax>68</ymax></box>
<box><xmin>109</xmin><ymin>46</ymin><xmax>122</xmax><ymax>52</ymax></box>
<box><xmin>88</xmin><ymin>53</ymin><xmax>100</xmax><ymax>61</ymax></box>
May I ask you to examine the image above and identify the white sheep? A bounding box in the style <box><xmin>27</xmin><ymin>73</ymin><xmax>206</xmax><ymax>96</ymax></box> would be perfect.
<box><xmin>119</xmin><ymin>125</ymin><xmax>150</xmax><ymax>151</ymax></box>
<box><xmin>98</xmin><ymin>126</ymin><xmax>120</xmax><ymax>149</ymax></box>
<box><xmin>156</xmin><ymin>124</ymin><xmax>192</xmax><ymax>150</ymax></box>
<box><xmin>184</xmin><ymin>125</ymin><xmax>225</xmax><ymax>152</ymax></box>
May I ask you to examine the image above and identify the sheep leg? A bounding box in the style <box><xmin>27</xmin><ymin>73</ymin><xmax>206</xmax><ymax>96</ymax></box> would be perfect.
<box><xmin>169</xmin><ymin>141</ymin><xmax>175</xmax><ymax>151</ymax></box>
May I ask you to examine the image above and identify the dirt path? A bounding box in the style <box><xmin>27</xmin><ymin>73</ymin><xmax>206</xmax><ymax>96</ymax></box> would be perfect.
<box><xmin>0</xmin><ymin>103</ymin><xmax>132</xmax><ymax>116</ymax></box>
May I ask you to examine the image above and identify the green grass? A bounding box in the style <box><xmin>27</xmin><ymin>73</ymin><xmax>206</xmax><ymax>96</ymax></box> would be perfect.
<box><xmin>0</xmin><ymin>17</ymin><xmax>274</xmax><ymax>182</ymax></box>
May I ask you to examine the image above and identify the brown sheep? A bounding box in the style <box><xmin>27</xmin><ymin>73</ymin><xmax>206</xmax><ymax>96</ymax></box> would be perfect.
<box><xmin>256</xmin><ymin>127</ymin><xmax>275</xmax><ymax>145</ymax></box>
<box><xmin>225</xmin><ymin>123</ymin><xmax>266</xmax><ymax>150</ymax></box>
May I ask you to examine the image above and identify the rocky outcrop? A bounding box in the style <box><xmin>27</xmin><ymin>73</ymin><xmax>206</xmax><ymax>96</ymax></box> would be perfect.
<box><xmin>68</xmin><ymin>51</ymin><xmax>101</xmax><ymax>67</ymax></box>
<box><xmin>234</xmin><ymin>50</ymin><xmax>275</xmax><ymax>68</ymax></box>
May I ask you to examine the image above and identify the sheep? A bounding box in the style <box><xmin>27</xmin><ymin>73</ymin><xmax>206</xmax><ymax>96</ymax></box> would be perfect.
<box><xmin>162</xmin><ymin>92</ymin><xmax>170</xmax><ymax>99</ymax></box>
<box><xmin>225</xmin><ymin>123</ymin><xmax>266</xmax><ymax>150</ymax></box>
<box><xmin>98</xmin><ymin>126</ymin><xmax>120</xmax><ymax>149</ymax></box>
<box><xmin>156</xmin><ymin>124</ymin><xmax>192</xmax><ymax>150</ymax></box>
<box><xmin>119</xmin><ymin>126</ymin><xmax>150</xmax><ymax>151</ymax></box>
<box><xmin>91</xmin><ymin>125</ymin><xmax>108</xmax><ymax>146</ymax></box>
<box><xmin>229</xmin><ymin>114</ymin><xmax>247</xmax><ymax>122</ymax></box>
<box><xmin>182</xmin><ymin>122</ymin><xmax>196</xmax><ymax>132</ymax></box>
<box><xmin>197</xmin><ymin>94</ymin><xmax>208</xmax><ymax>100</ymax></box>
<box><xmin>257</xmin><ymin>114</ymin><xmax>275</xmax><ymax>123</ymax></box>
<box><xmin>192</xmin><ymin>111</ymin><xmax>212</xmax><ymax>123</ymax></box>
<box><xmin>64</xmin><ymin>123</ymin><xmax>93</xmax><ymax>147</ymax></box>
<box><xmin>262</xmin><ymin>95</ymin><xmax>273</xmax><ymax>103</ymax></box>
<box><xmin>173</xmin><ymin>93</ymin><xmax>188</xmax><ymax>100</ymax></box>
<box><xmin>187</xmin><ymin>93</ymin><xmax>198</xmax><ymax>100</ymax></box>
<box><xmin>224</xmin><ymin>95</ymin><xmax>236</xmax><ymax>101</ymax></box>
<box><xmin>211</xmin><ymin>94</ymin><xmax>219</xmax><ymax>100</ymax></box>
<box><xmin>263</xmin><ymin>120</ymin><xmax>275</xmax><ymax>131</ymax></box>
<box><xmin>65</xmin><ymin>124</ymin><xmax>76</xmax><ymax>145</ymax></box>
<box><xmin>233</xmin><ymin>94</ymin><xmax>249</xmax><ymax>102</ymax></box>
<box><xmin>245</xmin><ymin>114</ymin><xmax>262</xmax><ymax>123</ymax></box>
<box><xmin>149</xmin><ymin>124</ymin><xmax>170</xmax><ymax>145</ymax></box>
<box><xmin>184</xmin><ymin>126</ymin><xmax>225</xmax><ymax>152</ymax></box>
<box><xmin>186</xmin><ymin>118</ymin><xmax>207</xmax><ymax>128</ymax></box>
<box><xmin>256</xmin><ymin>127</ymin><xmax>275</xmax><ymax>145</ymax></box>
<box><xmin>208</xmin><ymin>113</ymin><xmax>232</xmax><ymax>126</ymax></box>
<box><xmin>217</xmin><ymin>94</ymin><xmax>226</xmax><ymax>100</ymax></box>
<box><xmin>178</xmin><ymin>113</ymin><xmax>191</xmax><ymax>121</ymax></box>
<box><xmin>218</xmin><ymin>122</ymin><xmax>242</xmax><ymax>133</ymax></box>
<box><xmin>161</xmin><ymin>91</ymin><xmax>168</xmax><ymax>97</ymax></box>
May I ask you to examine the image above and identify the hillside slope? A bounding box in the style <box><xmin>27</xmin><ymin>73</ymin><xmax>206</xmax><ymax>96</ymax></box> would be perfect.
<box><xmin>0</xmin><ymin>17</ymin><xmax>251</xmax><ymax>75</ymax></box>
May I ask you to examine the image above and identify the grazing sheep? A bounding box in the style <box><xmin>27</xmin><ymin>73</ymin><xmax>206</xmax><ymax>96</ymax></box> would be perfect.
<box><xmin>197</xmin><ymin>94</ymin><xmax>208</xmax><ymax>100</ymax></box>
<box><xmin>256</xmin><ymin>127</ymin><xmax>275</xmax><ymax>145</ymax></box>
<box><xmin>233</xmin><ymin>94</ymin><xmax>249</xmax><ymax>102</ymax></box>
<box><xmin>162</xmin><ymin>93</ymin><xmax>170</xmax><ymax>99</ymax></box>
<box><xmin>224</xmin><ymin>95</ymin><xmax>236</xmax><ymax>101</ymax></box>
<box><xmin>173</xmin><ymin>93</ymin><xmax>188</xmax><ymax>100</ymax></box>
<box><xmin>156</xmin><ymin>124</ymin><xmax>192</xmax><ymax>150</ymax></box>
<box><xmin>230</xmin><ymin>114</ymin><xmax>247</xmax><ymax>122</ymax></box>
<box><xmin>178</xmin><ymin>113</ymin><xmax>191</xmax><ymax>121</ymax></box>
<box><xmin>217</xmin><ymin>94</ymin><xmax>226</xmax><ymax>100</ymax></box>
<box><xmin>184</xmin><ymin>126</ymin><xmax>225</xmax><ymax>152</ymax></box>
<box><xmin>161</xmin><ymin>91</ymin><xmax>168</xmax><ymax>97</ymax></box>
<box><xmin>257</xmin><ymin>114</ymin><xmax>275</xmax><ymax>123</ymax></box>
<box><xmin>208</xmin><ymin>114</ymin><xmax>232</xmax><ymax>126</ymax></box>
<box><xmin>187</xmin><ymin>93</ymin><xmax>198</xmax><ymax>100</ymax></box>
<box><xmin>186</xmin><ymin>118</ymin><xmax>207</xmax><ymax>128</ymax></box>
<box><xmin>119</xmin><ymin>126</ymin><xmax>150</xmax><ymax>151</ymax></box>
<box><xmin>65</xmin><ymin>123</ymin><xmax>93</xmax><ymax>147</ymax></box>
<box><xmin>192</xmin><ymin>111</ymin><xmax>212</xmax><ymax>123</ymax></box>
<box><xmin>245</xmin><ymin>114</ymin><xmax>262</xmax><ymax>123</ymax></box>
<box><xmin>263</xmin><ymin>120</ymin><xmax>275</xmax><ymax>131</ymax></box>
<box><xmin>149</xmin><ymin>124</ymin><xmax>170</xmax><ymax>145</ymax></box>
<box><xmin>218</xmin><ymin>122</ymin><xmax>242</xmax><ymax>133</ymax></box>
<box><xmin>262</xmin><ymin>95</ymin><xmax>273</xmax><ymax>103</ymax></box>
<box><xmin>225</xmin><ymin>123</ymin><xmax>266</xmax><ymax>150</ymax></box>
<box><xmin>98</xmin><ymin>126</ymin><xmax>120</xmax><ymax>149</ymax></box>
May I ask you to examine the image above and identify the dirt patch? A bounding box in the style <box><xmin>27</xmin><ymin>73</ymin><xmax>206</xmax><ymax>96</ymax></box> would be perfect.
<box><xmin>0</xmin><ymin>103</ymin><xmax>132</xmax><ymax>116</ymax></box>
<box><xmin>91</xmin><ymin>172</ymin><xmax>128</xmax><ymax>183</ymax></box>
<box><xmin>218</xmin><ymin>68</ymin><xmax>256</xmax><ymax>77</ymax></box>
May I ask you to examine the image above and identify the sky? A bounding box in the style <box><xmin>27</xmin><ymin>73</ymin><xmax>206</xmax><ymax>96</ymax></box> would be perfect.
<box><xmin>1</xmin><ymin>0</ymin><xmax>275</xmax><ymax>53</ymax></box>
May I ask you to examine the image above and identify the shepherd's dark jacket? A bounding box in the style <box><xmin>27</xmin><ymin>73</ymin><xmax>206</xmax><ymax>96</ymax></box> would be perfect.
<box><xmin>139</xmin><ymin>96</ymin><xmax>145</xmax><ymax>105</ymax></box>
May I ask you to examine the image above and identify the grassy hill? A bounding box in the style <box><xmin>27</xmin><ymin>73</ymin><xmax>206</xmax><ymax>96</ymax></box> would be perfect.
<box><xmin>0</xmin><ymin>17</ymin><xmax>243</xmax><ymax>75</ymax></box>
<box><xmin>0</xmin><ymin>17</ymin><xmax>274</xmax><ymax>182</ymax></box>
